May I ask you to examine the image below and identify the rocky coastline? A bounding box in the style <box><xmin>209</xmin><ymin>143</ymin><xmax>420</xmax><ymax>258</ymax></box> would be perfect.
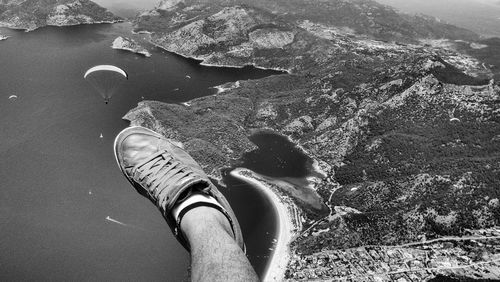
<box><xmin>112</xmin><ymin>36</ymin><xmax>151</xmax><ymax>57</ymax></box>
<box><xmin>2</xmin><ymin>0</ymin><xmax>494</xmax><ymax>280</ymax></box>
<box><xmin>122</xmin><ymin>1</ymin><xmax>500</xmax><ymax>280</ymax></box>
<box><xmin>148</xmin><ymin>40</ymin><xmax>293</xmax><ymax>73</ymax></box>
<box><xmin>0</xmin><ymin>19</ymin><xmax>121</xmax><ymax>32</ymax></box>
<box><xmin>0</xmin><ymin>0</ymin><xmax>121</xmax><ymax>32</ymax></box>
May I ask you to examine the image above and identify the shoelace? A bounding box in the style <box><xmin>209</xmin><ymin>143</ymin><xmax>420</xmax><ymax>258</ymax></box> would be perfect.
<box><xmin>130</xmin><ymin>150</ymin><xmax>195</xmax><ymax>212</ymax></box>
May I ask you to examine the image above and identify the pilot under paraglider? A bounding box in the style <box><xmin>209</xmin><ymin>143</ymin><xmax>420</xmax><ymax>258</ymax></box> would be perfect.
<box><xmin>84</xmin><ymin>65</ymin><xmax>128</xmax><ymax>104</ymax></box>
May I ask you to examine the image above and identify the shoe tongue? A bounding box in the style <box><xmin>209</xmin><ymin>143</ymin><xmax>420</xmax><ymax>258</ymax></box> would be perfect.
<box><xmin>175</xmin><ymin>181</ymin><xmax>210</xmax><ymax>204</ymax></box>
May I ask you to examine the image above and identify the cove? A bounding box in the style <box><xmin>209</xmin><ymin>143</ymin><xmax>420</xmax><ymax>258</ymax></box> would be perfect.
<box><xmin>0</xmin><ymin>23</ymin><xmax>281</xmax><ymax>280</ymax></box>
<box><xmin>239</xmin><ymin>130</ymin><xmax>327</xmax><ymax>213</ymax></box>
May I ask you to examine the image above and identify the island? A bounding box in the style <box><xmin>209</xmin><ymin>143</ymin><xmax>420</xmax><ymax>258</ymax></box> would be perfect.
<box><xmin>125</xmin><ymin>0</ymin><xmax>500</xmax><ymax>281</ymax></box>
<box><xmin>0</xmin><ymin>0</ymin><xmax>121</xmax><ymax>31</ymax></box>
<box><xmin>112</xmin><ymin>36</ymin><xmax>151</xmax><ymax>57</ymax></box>
<box><xmin>0</xmin><ymin>34</ymin><xmax>8</xmax><ymax>40</ymax></box>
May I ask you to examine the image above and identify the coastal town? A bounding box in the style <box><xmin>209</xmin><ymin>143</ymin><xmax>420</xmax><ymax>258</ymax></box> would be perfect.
<box><xmin>124</xmin><ymin>0</ymin><xmax>500</xmax><ymax>279</ymax></box>
<box><xmin>287</xmin><ymin>228</ymin><xmax>500</xmax><ymax>281</ymax></box>
<box><xmin>237</xmin><ymin>168</ymin><xmax>500</xmax><ymax>281</ymax></box>
<box><xmin>2</xmin><ymin>0</ymin><xmax>500</xmax><ymax>281</ymax></box>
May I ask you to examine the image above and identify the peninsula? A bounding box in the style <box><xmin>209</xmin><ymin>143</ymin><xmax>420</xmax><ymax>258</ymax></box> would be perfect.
<box><xmin>112</xmin><ymin>36</ymin><xmax>152</xmax><ymax>57</ymax></box>
<box><xmin>0</xmin><ymin>0</ymin><xmax>121</xmax><ymax>31</ymax></box>
<box><xmin>6</xmin><ymin>0</ymin><xmax>498</xmax><ymax>280</ymax></box>
<box><xmin>124</xmin><ymin>0</ymin><xmax>500</xmax><ymax>280</ymax></box>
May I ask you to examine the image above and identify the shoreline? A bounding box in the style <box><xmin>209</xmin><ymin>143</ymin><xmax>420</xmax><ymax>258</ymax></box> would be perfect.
<box><xmin>0</xmin><ymin>19</ymin><xmax>123</xmax><ymax>32</ymax></box>
<box><xmin>149</xmin><ymin>40</ymin><xmax>292</xmax><ymax>74</ymax></box>
<box><xmin>111</xmin><ymin>45</ymin><xmax>151</xmax><ymax>57</ymax></box>
<box><xmin>0</xmin><ymin>19</ymin><xmax>125</xmax><ymax>32</ymax></box>
<box><xmin>111</xmin><ymin>37</ymin><xmax>152</xmax><ymax>57</ymax></box>
<box><xmin>247</xmin><ymin>127</ymin><xmax>329</xmax><ymax>183</ymax></box>
<box><xmin>230</xmin><ymin>168</ymin><xmax>301</xmax><ymax>282</ymax></box>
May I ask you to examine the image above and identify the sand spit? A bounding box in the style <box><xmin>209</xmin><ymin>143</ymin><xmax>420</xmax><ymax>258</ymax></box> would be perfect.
<box><xmin>230</xmin><ymin>168</ymin><xmax>302</xmax><ymax>282</ymax></box>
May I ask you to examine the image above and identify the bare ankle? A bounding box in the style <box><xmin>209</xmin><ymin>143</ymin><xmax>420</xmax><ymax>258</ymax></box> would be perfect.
<box><xmin>180</xmin><ymin>206</ymin><xmax>233</xmax><ymax>241</ymax></box>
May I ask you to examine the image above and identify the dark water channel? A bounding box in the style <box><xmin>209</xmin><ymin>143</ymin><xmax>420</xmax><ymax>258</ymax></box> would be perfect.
<box><xmin>0</xmin><ymin>23</ymin><xmax>286</xmax><ymax>281</ymax></box>
<box><xmin>239</xmin><ymin>131</ymin><xmax>326</xmax><ymax>213</ymax></box>
<box><xmin>223</xmin><ymin>130</ymin><xmax>322</xmax><ymax>277</ymax></box>
<box><xmin>241</xmin><ymin>131</ymin><xmax>315</xmax><ymax>178</ymax></box>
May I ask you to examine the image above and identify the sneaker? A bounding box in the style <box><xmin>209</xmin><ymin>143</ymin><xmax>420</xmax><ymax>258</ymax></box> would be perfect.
<box><xmin>113</xmin><ymin>126</ymin><xmax>244</xmax><ymax>251</ymax></box>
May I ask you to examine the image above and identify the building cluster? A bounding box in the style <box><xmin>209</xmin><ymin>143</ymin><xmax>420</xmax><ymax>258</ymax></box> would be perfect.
<box><xmin>287</xmin><ymin>228</ymin><xmax>500</xmax><ymax>281</ymax></box>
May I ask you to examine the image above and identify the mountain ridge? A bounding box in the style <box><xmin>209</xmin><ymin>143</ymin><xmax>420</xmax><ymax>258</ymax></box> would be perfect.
<box><xmin>0</xmin><ymin>0</ymin><xmax>121</xmax><ymax>31</ymax></box>
<box><xmin>3</xmin><ymin>0</ymin><xmax>498</xmax><ymax>280</ymax></box>
<box><xmin>125</xmin><ymin>0</ymin><xmax>500</xmax><ymax>280</ymax></box>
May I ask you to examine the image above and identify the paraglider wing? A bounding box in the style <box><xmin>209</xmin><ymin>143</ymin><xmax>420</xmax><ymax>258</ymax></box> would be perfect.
<box><xmin>84</xmin><ymin>65</ymin><xmax>128</xmax><ymax>79</ymax></box>
<box><xmin>84</xmin><ymin>65</ymin><xmax>128</xmax><ymax>103</ymax></box>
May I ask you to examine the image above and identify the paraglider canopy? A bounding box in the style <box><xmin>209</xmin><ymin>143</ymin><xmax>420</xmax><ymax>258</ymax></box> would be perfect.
<box><xmin>84</xmin><ymin>65</ymin><xmax>128</xmax><ymax>104</ymax></box>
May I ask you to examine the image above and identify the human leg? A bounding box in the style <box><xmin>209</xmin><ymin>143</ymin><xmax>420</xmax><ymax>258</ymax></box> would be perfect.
<box><xmin>113</xmin><ymin>126</ymin><xmax>258</xmax><ymax>282</ymax></box>
<box><xmin>181</xmin><ymin>206</ymin><xmax>258</xmax><ymax>282</ymax></box>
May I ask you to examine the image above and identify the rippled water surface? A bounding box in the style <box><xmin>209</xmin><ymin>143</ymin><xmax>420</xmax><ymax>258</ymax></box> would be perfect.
<box><xmin>0</xmin><ymin>23</ymin><xmax>285</xmax><ymax>280</ymax></box>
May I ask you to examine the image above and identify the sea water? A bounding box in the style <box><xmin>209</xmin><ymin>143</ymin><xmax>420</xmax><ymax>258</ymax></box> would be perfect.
<box><xmin>0</xmin><ymin>23</ymin><xmax>289</xmax><ymax>280</ymax></box>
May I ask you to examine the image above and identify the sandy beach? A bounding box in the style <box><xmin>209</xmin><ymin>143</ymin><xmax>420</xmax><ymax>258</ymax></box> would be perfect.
<box><xmin>230</xmin><ymin>168</ymin><xmax>301</xmax><ymax>282</ymax></box>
